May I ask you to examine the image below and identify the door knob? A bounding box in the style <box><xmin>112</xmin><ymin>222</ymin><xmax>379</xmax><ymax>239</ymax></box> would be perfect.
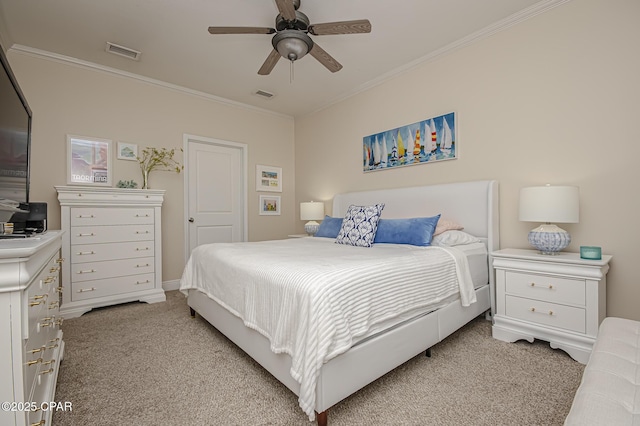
<box><xmin>188</xmin><ymin>217</ymin><xmax>194</xmax><ymax>223</ymax></box>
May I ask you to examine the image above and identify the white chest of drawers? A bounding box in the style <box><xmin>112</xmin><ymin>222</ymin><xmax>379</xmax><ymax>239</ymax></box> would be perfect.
<box><xmin>0</xmin><ymin>231</ymin><xmax>64</xmax><ymax>426</ymax></box>
<box><xmin>491</xmin><ymin>248</ymin><xmax>611</xmax><ymax>364</ymax></box>
<box><xmin>55</xmin><ymin>186</ymin><xmax>165</xmax><ymax>318</ymax></box>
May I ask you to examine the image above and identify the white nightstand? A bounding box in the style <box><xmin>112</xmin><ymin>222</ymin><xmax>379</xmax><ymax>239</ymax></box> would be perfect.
<box><xmin>288</xmin><ymin>234</ymin><xmax>310</xmax><ymax>238</ymax></box>
<box><xmin>491</xmin><ymin>248</ymin><xmax>611</xmax><ymax>364</ymax></box>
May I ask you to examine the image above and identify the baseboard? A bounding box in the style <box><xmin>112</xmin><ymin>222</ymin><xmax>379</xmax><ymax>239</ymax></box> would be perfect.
<box><xmin>163</xmin><ymin>279</ymin><xmax>181</xmax><ymax>291</ymax></box>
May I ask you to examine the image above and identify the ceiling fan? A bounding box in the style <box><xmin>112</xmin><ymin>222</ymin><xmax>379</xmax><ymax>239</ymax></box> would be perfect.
<box><xmin>207</xmin><ymin>0</ymin><xmax>371</xmax><ymax>75</ymax></box>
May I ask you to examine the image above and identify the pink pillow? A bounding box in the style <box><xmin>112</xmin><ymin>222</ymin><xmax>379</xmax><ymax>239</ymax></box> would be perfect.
<box><xmin>434</xmin><ymin>219</ymin><xmax>463</xmax><ymax>236</ymax></box>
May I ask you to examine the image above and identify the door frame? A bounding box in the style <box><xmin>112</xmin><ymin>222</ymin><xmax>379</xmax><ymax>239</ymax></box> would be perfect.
<box><xmin>182</xmin><ymin>133</ymin><xmax>248</xmax><ymax>264</ymax></box>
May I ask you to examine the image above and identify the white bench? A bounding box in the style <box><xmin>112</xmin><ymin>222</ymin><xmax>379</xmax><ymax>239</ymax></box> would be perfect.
<box><xmin>564</xmin><ymin>317</ymin><xmax>640</xmax><ymax>425</ymax></box>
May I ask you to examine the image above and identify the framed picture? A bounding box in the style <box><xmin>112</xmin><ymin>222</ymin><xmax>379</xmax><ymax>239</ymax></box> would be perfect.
<box><xmin>259</xmin><ymin>195</ymin><xmax>281</xmax><ymax>216</ymax></box>
<box><xmin>363</xmin><ymin>112</ymin><xmax>457</xmax><ymax>172</ymax></box>
<box><xmin>67</xmin><ymin>135</ymin><xmax>112</xmax><ymax>186</ymax></box>
<box><xmin>256</xmin><ymin>164</ymin><xmax>282</xmax><ymax>192</ymax></box>
<box><xmin>117</xmin><ymin>142</ymin><xmax>138</xmax><ymax>161</ymax></box>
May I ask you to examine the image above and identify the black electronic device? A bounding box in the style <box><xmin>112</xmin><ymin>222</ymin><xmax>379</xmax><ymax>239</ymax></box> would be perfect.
<box><xmin>0</xmin><ymin>40</ymin><xmax>32</xmax><ymax>213</ymax></box>
<box><xmin>9</xmin><ymin>202</ymin><xmax>46</xmax><ymax>234</ymax></box>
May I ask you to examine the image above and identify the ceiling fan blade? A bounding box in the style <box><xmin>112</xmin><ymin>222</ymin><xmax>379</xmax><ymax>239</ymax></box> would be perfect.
<box><xmin>258</xmin><ymin>49</ymin><xmax>282</xmax><ymax>75</ymax></box>
<box><xmin>308</xmin><ymin>19</ymin><xmax>371</xmax><ymax>36</ymax></box>
<box><xmin>309</xmin><ymin>43</ymin><xmax>342</xmax><ymax>73</ymax></box>
<box><xmin>274</xmin><ymin>0</ymin><xmax>296</xmax><ymax>21</ymax></box>
<box><xmin>208</xmin><ymin>26</ymin><xmax>276</xmax><ymax>35</ymax></box>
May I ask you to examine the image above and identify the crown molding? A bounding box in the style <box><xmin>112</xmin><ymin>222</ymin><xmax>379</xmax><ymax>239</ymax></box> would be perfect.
<box><xmin>306</xmin><ymin>0</ymin><xmax>572</xmax><ymax>117</ymax></box>
<box><xmin>9</xmin><ymin>44</ymin><xmax>294</xmax><ymax>121</ymax></box>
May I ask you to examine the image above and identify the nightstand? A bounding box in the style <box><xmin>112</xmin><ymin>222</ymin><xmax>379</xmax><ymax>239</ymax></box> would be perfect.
<box><xmin>492</xmin><ymin>248</ymin><xmax>611</xmax><ymax>364</ymax></box>
<box><xmin>288</xmin><ymin>234</ymin><xmax>310</xmax><ymax>238</ymax></box>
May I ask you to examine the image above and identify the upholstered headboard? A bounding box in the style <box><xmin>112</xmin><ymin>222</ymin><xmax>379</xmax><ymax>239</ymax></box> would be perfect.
<box><xmin>332</xmin><ymin>180</ymin><xmax>499</xmax><ymax>249</ymax></box>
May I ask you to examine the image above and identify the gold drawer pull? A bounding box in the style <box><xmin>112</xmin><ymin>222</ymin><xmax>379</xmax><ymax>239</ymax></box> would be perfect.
<box><xmin>135</xmin><ymin>280</ymin><xmax>150</xmax><ymax>285</ymax></box>
<box><xmin>76</xmin><ymin>251</ymin><xmax>95</xmax><ymax>255</ymax></box>
<box><xmin>39</xmin><ymin>368</ymin><xmax>54</xmax><ymax>375</ymax></box>
<box><xmin>33</xmin><ymin>294</ymin><xmax>47</xmax><ymax>300</ymax></box>
<box><xmin>77</xmin><ymin>233</ymin><xmax>95</xmax><ymax>237</ymax></box>
<box><xmin>31</xmin><ymin>420</ymin><xmax>46</xmax><ymax>426</ymax></box>
<box><xmin>48</xmin><ymin>301</ymin><xmax>60</xmax><ymax>309</ymax></box>
<box><xmin>56</xmin><ymin>286</ymin><xmax>64</xmax><ymax>293</ymax></box>
<box><xmin>26</xmin><ymin>358</ymin><xmax>43</xmax><ymax>366</ymax></box>
<box><xmin>135</xmin><ymin>247</ymin><xmax>150</xmax><ymax>251</ymax></box>
<box><xmin>28</xmin><ymin>347</ymin><xmax>45</xmax><ymax>354</ymax></box>
<box><xmin>44</xmin><ymin>276</ymin><xmax>56</xmax><ymax>284</ymax></box>
<box><xmin>135</xmin><ymin>230</ymin><xmax>150</xmax><ymax>234</ymax></box>
<box><xmin>55</xmin><ymin>318</ymin><xmax>64</xmax><ymax>326</ymax></box>
<box><xmin>30</xmin><ymin>300</ymin><xmax>44</xmax><ymax>307</ymax></box>
<box><xmin>56</xmin><ymin>258</ymin><xmax>65</xmax><ymax>264</ymax></box>
<box><xmin>40</xmin><ymin>321</ymin><xmax>52</xmax><ymax>328</ymax></box>
<box><xmin>42</xmin><ymin>359</ymin><xmax>56</xmax><ymax>366</ymax></box>
<box><xmin>529</xmin><ymin>282</ymin><xmax>554</xmax><ymax>290</ymax></box>
<box><xmin>46</xmin><ymin>343</ymin><xmax>59</xmax><ymax>350</ymax></box>
<box><xmin>48</xmin><ymin>338</ymin><xmax>60</xmax><ymax>344</ymax></box>
<box><xmin>530</xmin><ymin>307</ymin><xmax>554</xmax><ymax>315</ymax></box>
<box><xmin>77</xmin><ymin>287</ymin><xmax>96</xmax><ymax>293</ymax></box>
<box><xmin>49</xmin><ymin>266</ymin><xmax>60</xmax><ymax>273</ymax></box>
<box><xmin>77</xmin><ymin>269</ymin><xmax>96</xmax><ymax>274</ymax></box>
<box><xmin>136</xmin><ymin>263</ymin><xmax>150</xmax><ymax>268</ymax></box>
<box><xmin>76</xmin><ymin>214</ymin><xmax>95</xmax><ymax>218</ymax></box>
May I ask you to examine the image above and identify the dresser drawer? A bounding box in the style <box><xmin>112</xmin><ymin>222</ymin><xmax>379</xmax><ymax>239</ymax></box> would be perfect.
<box><xmin>505</xmin><ymin>271</ymin><xmax>585</xmax><ymax>306</ymax></box>
<box><xmin>505</xmin><ymin>295</ymin><xmax>586</xmax><ymax>333</ymax></box>
<box><xmin>71</xmin><ymin>256</ymin><xmax>154</xmax><ymax>282</ymax></box>
<box><xmin>71</xmin><ymin>224</ymin><xmax>154</xmax><ymax>245</ymax></box>
<box><xmin>71</xmin><ymin>273</ymin><xmax>155</xmax><ymax>301</ymax></box>
<box><xmin>72</xmin><ymin>240</ymin><xmax>155</xmax><ymax>263</ymax></box>
<box><xmin>71</xmin><ymin>207</ymin><xmax>154</xmax><ymax>226</ymax></box>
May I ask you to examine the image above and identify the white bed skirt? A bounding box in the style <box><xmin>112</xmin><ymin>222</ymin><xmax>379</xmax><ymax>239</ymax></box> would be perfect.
<box><xmin>187</xmin><ymin>283</ymin><xmax>490</xmax><ymax>416</ymax></box>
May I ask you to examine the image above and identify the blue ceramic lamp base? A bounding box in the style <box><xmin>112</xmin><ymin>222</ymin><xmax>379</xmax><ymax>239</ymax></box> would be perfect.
<box><xmin>528</xmin><ymin>223</ymin><xmax>571</xmax><ymax>255</ymax></box>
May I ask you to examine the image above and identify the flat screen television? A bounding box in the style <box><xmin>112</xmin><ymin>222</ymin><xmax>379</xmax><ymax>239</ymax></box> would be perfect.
<box><xmin>0</xmin><ymin>43</ymin><xmax>31</xmax><ymax>217</ymax></box>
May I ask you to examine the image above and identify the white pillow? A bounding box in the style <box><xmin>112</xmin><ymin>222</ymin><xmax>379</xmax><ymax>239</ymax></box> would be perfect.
<box><xmin>431</xmin><ymin>230</ymin><xmax>480</xmax><ymax>246</ymax></box>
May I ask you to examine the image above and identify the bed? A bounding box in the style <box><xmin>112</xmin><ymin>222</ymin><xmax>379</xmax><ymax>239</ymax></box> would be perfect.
<box><xmin>180</xmin><ymin>180</ymin><xmax>499</xmax><ymax>425</ymax></box>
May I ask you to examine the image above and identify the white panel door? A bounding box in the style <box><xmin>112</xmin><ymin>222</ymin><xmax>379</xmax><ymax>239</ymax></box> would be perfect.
<box><xmin>184</xmin><ymin>135</ymin><xmax>247</xmax><ymax>258</ymax></box>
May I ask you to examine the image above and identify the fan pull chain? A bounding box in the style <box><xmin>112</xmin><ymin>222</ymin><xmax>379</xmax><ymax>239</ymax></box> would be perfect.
<box><xmin>289</xmin><ymin>60</ymin><xmax>293</xmax><ymax>83</ymax></box>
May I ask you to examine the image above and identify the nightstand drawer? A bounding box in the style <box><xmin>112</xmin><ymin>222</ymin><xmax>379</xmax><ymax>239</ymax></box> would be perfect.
<box><xmin>505</xmin><ymin>295</ymin><xmax>586</xmax><ymax>333</ymax></box>
<box><xmin>505</xmin><ymin>271</ymin><xmax>585</xmax><ymax>306</ymax></box>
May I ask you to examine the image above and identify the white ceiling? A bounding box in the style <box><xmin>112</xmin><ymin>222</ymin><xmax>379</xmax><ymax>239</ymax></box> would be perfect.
<box><xmin>0</xmin><ymin>0</ymin><xmax>561</xmax><ymax>118</ymax></box>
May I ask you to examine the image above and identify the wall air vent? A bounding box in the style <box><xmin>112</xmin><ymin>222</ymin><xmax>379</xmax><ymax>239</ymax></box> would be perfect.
<box><xmin>105</xmin><ymin>42</ymin><xmax>141</xmax><ymax>61</ymax></box>
<box><xmin>253</xmin><ymin>90</ymin><xmax>275</xmax><ymax>99</ymax></box>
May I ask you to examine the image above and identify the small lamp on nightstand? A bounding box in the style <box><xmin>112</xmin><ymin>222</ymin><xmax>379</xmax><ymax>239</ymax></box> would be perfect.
<box><xmin>519</xmin><ymin>184</ymin><xmax>579</xmax><ymax>255</ymax></box>
<box><xmin>300</xmin><ymin>201</ymin><xmax>325</xmax><ymax>236</ymax></box>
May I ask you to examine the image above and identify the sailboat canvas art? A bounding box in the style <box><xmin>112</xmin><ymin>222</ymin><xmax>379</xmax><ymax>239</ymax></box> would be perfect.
<box><xmin>363</xmin><ymin>112</ymin><xmax>456</xmax><ymax>172</ymax></box>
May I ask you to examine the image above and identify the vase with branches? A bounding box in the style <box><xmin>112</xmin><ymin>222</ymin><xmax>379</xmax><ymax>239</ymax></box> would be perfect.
<box><xmin>137</xmin><ymin>147</ymin><xmax>183</xmax><ymax>189</ymax></box>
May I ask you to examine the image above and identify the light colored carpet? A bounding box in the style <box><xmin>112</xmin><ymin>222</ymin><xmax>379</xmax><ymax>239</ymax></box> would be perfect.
<box><xmin>53</xmin><ymin>291</ymin><xmax>583</xmax><ymax>425</ymax></box>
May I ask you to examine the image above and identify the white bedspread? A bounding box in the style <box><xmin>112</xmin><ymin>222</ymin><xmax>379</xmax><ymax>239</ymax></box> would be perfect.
<box><xmin>179</xmin><ymin>238</ymin><xmax>476</xmax><ymax>420</ymax></box>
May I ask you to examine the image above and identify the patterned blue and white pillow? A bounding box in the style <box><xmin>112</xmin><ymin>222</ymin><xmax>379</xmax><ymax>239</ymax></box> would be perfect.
<box><xmin>335</xmin><ymin>204</ymin><xmax>385</xmax><ymax>247</ymax></box>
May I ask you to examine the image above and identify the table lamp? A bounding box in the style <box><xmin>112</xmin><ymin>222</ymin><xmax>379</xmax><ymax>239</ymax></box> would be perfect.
<box><xmin>519</xmin><ymin>184</ymin><xmax>579</xmax><ymax>255</ymax></box>
<box><xmin>300</xmin><ymin>201</ymin><xmax>325</xmax><ymax>236</ymax></box>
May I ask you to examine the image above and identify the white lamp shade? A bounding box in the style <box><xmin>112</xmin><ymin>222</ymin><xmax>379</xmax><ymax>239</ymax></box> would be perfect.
<box><xmin>519</xmin><ymin>185</ymin><xmax>579</xmax><ymax>224</ymax></box>
<box><xmin>300</xmin><ymin>201</ymin><xmax>325</xmax><ymax>221</ymax></box>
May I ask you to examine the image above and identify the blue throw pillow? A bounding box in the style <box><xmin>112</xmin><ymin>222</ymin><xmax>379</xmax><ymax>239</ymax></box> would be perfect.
<box><xmin>315</xmin><ymin>216</ymin><xmax>343</xmax><ymax>238</ymax></box>
<box><xmin>335</xmin><ymin>204</ymin><xmax>385</xmax><ymax>247</ymax></box>
<box><xmin>373</xmin><ymin>215</ymin><xmax>441</xmax><ymax>246</ymax></box>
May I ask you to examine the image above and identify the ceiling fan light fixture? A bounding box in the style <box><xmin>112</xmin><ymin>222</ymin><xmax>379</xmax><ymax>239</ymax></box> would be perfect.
<box><xmin>272</xmin><ymin>31</ymin><xmax>313</xmax><ymax>61</ymax></box>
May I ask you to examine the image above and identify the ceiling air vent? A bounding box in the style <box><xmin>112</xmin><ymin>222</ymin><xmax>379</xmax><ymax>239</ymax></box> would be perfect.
<box><xmin>253</xmin><ymin>90</ymin><xmax>275</xmax><ymax>99</ymax></box>
<box><xmin>105</xmin><ymin>42</ymin><xmax>141</xmax><ymax>61</ymax></box>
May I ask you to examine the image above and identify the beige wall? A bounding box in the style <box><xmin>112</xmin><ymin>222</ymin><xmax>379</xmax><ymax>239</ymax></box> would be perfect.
<box><xmin>7</xmin><ymin>52</ymin><xmax>295</xmax><ymax>283</ymax></box>
<box><xmin>295</xmin><ymin>0</ymin><xmax>640</xmax><ymax>320</ymax></box>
